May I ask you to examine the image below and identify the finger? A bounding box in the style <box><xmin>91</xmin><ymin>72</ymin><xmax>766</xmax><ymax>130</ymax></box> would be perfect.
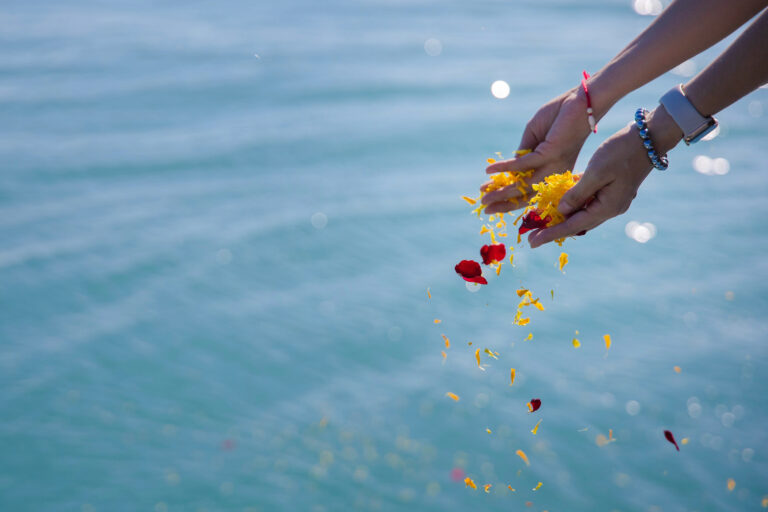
<box><xmin>517</xmin><ymin>127</ymin><xmax>540</xmax><ymax>154</ymax></box>
<box><xmin>557</xmin><ymin>170</ymin><xmax>609</xmax><ymax>216</ymax></box>
<box><xmin>528</xmin><ymin>207</ymin><xmax>607</xmax><ymax>248</ymax></box>
<box><xmin>483</xmin><ymin>199</ymin><xmax>529</xmax><ymax>215</ymax></box>
<box><xmin>486</xmin><ymin>150</ymin><xmax>545</xmax><ymax>174</ymax></box>
<box><xmin>481</xmin><ymin>183</ymin><xmax>529</xmax><ymax>205</ymax></box>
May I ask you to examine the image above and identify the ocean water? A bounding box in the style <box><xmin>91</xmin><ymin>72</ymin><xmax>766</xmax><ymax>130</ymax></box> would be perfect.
<box><xmin>1</xmin><ymin>0</ymin><xmax>767</xmax><ymax>510</ymax></box>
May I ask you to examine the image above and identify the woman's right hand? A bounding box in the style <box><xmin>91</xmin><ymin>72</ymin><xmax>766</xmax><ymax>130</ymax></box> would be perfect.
<box><xmin>481</xmin><ymin>88</ymin><xmax>594</xmax><ymax>214</ymax></box>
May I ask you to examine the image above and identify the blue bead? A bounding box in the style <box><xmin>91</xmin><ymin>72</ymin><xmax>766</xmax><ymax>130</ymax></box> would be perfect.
<box><xmin>643</xmin><ymin>139</ymin><xmax>654</xmax><ymax>150</ymax></box>
<box><xmin>638</xmin><ymin>127</ymin><xmax>649</xmax><ymax>138</ymax></box>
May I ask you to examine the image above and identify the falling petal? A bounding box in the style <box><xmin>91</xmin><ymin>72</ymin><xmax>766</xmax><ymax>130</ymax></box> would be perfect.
<box><xmin>532</xmin><ymin>482</ymin><xmax>542</xmax><ymax>491</ymax></box>
<box><xmin>484</xmin><ymin>348</ymin><xmax>498</xmax><ymax>359</ymax></box>
<box><xmin>604</xmin><ymin>334</ymin><xmax>612</xmax><ymax>350</ymax></box>
<box><xmin>464</xmin><ymin>477</ymin><xmax>477</xmax><ymax>489</ymax></box>
<box><xmin>487</xmin><ymin>158</ymin><xmax>496</xmax><ymax>164</ymax></box>
<box><xmin>507</xmin><ymin>485</ymin><xmax>516</xmax><ymax>492</ymax></box>
<box><xmin>577</xmin><ymin>427</ymin><xmax>589</xmax><ymax>432</ymax></box>
<box><xmin>609</xmin><ymin>429</ymin><xmax>614</xmax><ymax>441</ymax></box>
<box><xmin>483</xmin><ymin>484</ymin><xmax>492</xmax><ymax>493</ymax></box>
<box><xmin>674</xmin><ymin>366</ymin><xmax>681</xmax><ymax>373</ymax></box>
<box><xmin>550</xmin><ymin>289</ymin><xmax>554</xmax><ymax>299</ymax></box>
<box><xmin>475</xmin><ymin>349</ymin><xmax>481</xmax><ymax>368</ymax></box>
<box><xmin>517</xmin><ymin>317</ymin><xmax>530</xmax><ymax>326</ymax></box>
<box><xmin>527</xmin><ymin>399</ymin><xmax>541</xmax><ymax>413</ymax></box>
<box><xmin>572</xmin><ymin>338</ymin><xmax>581</xmax><ymax>348</ymax></box>
<box><xmin>441</xmin><ymin>350</ymin><xmax>447</xmax><ymax>360</ymax></box>
<box><xmin>595</xmin><ymin>434</ymin><xmax>609</xmax><ymax>447</ymax></box>
<box><xmin>727</xmin><ymin>478</ymin><xmax>736</xmax><ymax>492</ymax></box>
<box><xmin>664</xmin><ymin>430</ymin><xmax>680</xmax><ymax>451</ymax></box>
<box><xmin>427</xmin><ymin>287</ymin><xmax>431</xmax><ymax>299</ymax></box>
<box><xmin>442</xmin><ymin>334</ymin><xmax>451</xmax><ymax>348</ymax></box>
<box><xmin>455</xmin><ymin>260</ymin><xmax>488</xmax><ymax>285</ymax></box>
<box><xmin>681</xmin><ymin>438</ymin><xmax>689</xmax><ymax>445</ymax></box>
<box><xmin>559</xmin><ymin>252</ymin><xmax>568</xmax><ymax>271</ymax></box>
<box><xmin>761</xmin><ymin>495</ymin><xmax>768</xmax><ymax>507</ymax></box>
<box><xmin>462</xmin><ymin>196</ymin><xmax>478</xmax><ymax>205</ymax></box>
<box><xmin>526</xmin><ymin>333</ymin><xmax>533</xmax><ymax>341</ymax></box>
<box><xmin>486</xmin><ymin>428</ymin><xmax>492</xmax><ymax>434</ymax></box>
<box><xmin>531</xmin><ymin>419</ymin><xmax>542</xmax><ymax>435</ymax></box>
<box><xmin>434</xmin><ymin>319</ymin><xmax>441</xmax><ymax>324</ymax></box>
<box><xmin>516</xmin><ymin>288</ymin><xmax>529</xmax><ymax>297</ymax></box>
<box><xmin>515</xmin><ymin>449</ymin><xmax>530</xmax><ymax>466</ymax></box>
<box><xmin>446</xmin><ymin>392</ymin><xmax>460</xmax><ymax>401</ymax></box>
<box><xmin>510</xmin><ymin>368</ymin><xmax>516</xmax><ymax>386</ymax></box>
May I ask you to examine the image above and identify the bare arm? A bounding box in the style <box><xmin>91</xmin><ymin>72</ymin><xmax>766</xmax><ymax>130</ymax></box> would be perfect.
<box><xmin>589</xmin><ymin>0</ymin><xmax>768</xmax><ymax>117</ymax></box>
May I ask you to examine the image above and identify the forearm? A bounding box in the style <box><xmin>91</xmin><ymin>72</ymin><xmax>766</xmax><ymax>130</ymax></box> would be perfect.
<box><xmin>645</xmin><ymin>7</ymin><xmax>768</xmax><ymax>156</ymax></box>
<box><xmin>587</xmin><ymin>0</ymin><xmax>767</xmax><ymax>118</ymax></box>
<box><xmin>685</xmin><ymin>8</ymin><xmax>768</xmax><ymax>117</ymax></box>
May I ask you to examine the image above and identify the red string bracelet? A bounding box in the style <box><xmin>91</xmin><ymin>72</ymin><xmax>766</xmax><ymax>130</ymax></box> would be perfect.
<box><xmin>581</xmin><ymin>70</ymin><xmax>597</xmax><ymax>133</ymax></box>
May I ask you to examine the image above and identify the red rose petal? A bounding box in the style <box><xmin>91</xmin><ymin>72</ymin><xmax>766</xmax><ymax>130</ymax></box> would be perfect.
<box><xmin>664</xmin><ymin>430</ymin><xmax>680</xmax><ymax>451</ymax></box>
<box><xmin>528</xmin><ymin>398</ymin><xmax>541</xmax><ymax>413</ymax></box>
<box><xmin>455</xmin><ymin>259</ymin><xmax>487</xmax><ymax>284</ymax></box>
<box><xmin>480</xmin><ymin>244</ymin><xmax>506</xmax><ymax>265</ymax></box>
<box><xmin>518</xmin><ymin>211</ymin><xmax>550</xmax><ymax>235</ymax></box>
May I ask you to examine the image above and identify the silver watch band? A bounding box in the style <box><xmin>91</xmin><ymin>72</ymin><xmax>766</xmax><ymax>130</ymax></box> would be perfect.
<box><xmin>659</xmin><ymin>85</ymin><xmax>718</xmax><ymax>145</ymax></box>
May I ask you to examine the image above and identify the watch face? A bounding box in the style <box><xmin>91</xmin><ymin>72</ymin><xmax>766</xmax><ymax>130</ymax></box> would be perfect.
<box><xmin>687</xmin><ymin>118</ymin><xmax>718</xmax><ymax>145</ymax></box>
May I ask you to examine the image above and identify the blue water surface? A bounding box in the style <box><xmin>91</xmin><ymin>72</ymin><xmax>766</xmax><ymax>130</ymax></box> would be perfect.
<box><xmin>1</xmin><ymin>0</ymin><xmax>767</xmax><ymax>510</ymax></box>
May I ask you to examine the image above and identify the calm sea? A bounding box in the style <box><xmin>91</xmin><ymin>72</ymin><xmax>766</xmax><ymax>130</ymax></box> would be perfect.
<box><xmin>1</xmin><ymin>0</ymin><xmax>767</xmax><ymax>510</ymax></box>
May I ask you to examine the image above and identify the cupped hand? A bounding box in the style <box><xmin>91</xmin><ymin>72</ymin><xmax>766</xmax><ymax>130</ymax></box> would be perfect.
<box><xmin>526</xmin><ymin>105</ymin><xmax>682</xmax><ymax>248</ymax></box>
<box><xmin>526</xmin><ymin>123</ymin><xmax>654</xmax><ymax>248</ymax></box>
<box><xmin>481</xmin><ymin>88</ymin><xmax>593</xmax><ymax>214</ymax></box>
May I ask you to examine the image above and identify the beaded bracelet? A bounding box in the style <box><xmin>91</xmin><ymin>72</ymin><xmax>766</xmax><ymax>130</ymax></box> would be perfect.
<box><xmin>633</xmin><ymin>108</ymin><xmax>669</xmax><ymax>171</ymax></box>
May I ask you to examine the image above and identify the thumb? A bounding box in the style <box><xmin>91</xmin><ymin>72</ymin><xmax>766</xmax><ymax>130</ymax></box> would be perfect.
<box><xmin>486</xmin><ymin>150</ymin><xmax>545</xmax><ymax>174</ymax></box>
<box><xmin>557</xmin><ymin>171</ymin><xmax>604</xmax><ymax>216</ymax></box>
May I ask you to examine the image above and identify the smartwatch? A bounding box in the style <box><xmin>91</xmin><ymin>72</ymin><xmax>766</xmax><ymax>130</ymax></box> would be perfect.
<box><xmin>659</xmin><ymin>84</ymin><xmax>718</xmax><ymax>145</ymax></box>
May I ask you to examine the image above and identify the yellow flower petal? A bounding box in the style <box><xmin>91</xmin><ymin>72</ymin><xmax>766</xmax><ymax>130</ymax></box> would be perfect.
<box><xmin>516</xmin><ymin>288</ymin><xmax>529</xmax><ymax>297</ymax></box>
<box><xmin>532</xmin><ymin>482</ymin><xmax>542</xmax><ymax>491</ymax></box>
<box><xmin>487</xmin><ymin>158</ymin><xmax>496</xmax><ymax>164</ymax></box>
<box><xmin>595</xmin><ymin>434</ymin><xmax>610</xmax><ymax>447</ymax></box>
<box><xmin>609</xmin><ymin>429</ymin><xmax>614</xmax><ymax>441</ymax></box>
<box><xmin>462</xmin><ymin>196</ymin><xmax>477</xmax><ymax>205</ymax></box>
<box><xmin>531</xmin><ymin>419</ymin><xmax>542</xmax><ymax>435</ymax></box>
<box><xmin>495</xmin><ymin>264</ymin><xmax>502</xmax><ymax>276</ymax></box>
<box><xmin>762</xmin><ymin>495</ymin><xmax>768</xmax><ymax>508</ymax></box>
<box><xmin>475</xmin><ymin>348</ymin><xmax>483</xmax><ymax>370</ymax></box>
<box><xmin>484</xmin><ymin>348</ymin><xmax>498</xmax><ymax>359</ymax></box>
<box><xmin>572</xmin><ymin>338</ymin><xmax>581</xmax><ymax>348</ymax></box>
<box><xmin>681</xmin><ymin>437</ymin><xmax>689</xmax><ymax>445</ymax></box>
<box><xmin>483</xmin><ymin>483</ymin><xmax>492</xmax><ymax>493</ymax></box>
<box><xmin>525</xmin><ymin>333</ymin><xmax>533</xmax><ymax>341</ymax></box>
<box><xmin>510</xmin><ymin>368</ymin><xmax>516</xmax><ymax>386</ymax></box>
<box><xmin>517</xmin><ymin>317</ymin><xmax>530</xmax><ymax>326</ymax></box>
<box><xmin>427</xmin><ymin>287</ymin><xmax>431</xmax><ymax>299</ymax></box>
<box><xmin>486</xmin><ymin>428</ymin><xmax>492</xmax><ymax>434</ymax></box>
<box><xmin>507</xmin><ymin>485</ymin><xmax>516</xmax><ymax>492</ymax></box>
<box><xmin>464</xmin><ymin>477</ymin><xmax>477</xmax><ymax>489</ymax></box>
<box><xmin>674</xmin><ymin>366</ymin><xmax>681</xmax><ymax>373</ymax></box>
<box><xmin>515</xmin><ymin>449</ymin><xmax>530</xmax><ymax>466</ymax></box>
<box><xmin>559</xmin><ymin>252</ymin><xmax>568</xmax><ymax>271</ymax></box>
<box><xmin>604</xmin><ymin>334</ymin><xmax>612</xmax><ymax>350</ymax></box>
<box><xmin>441</xmin><ymin>350</ymin><xmax>447</xmax><ymax>360</ymax></box>
<box><xmin>727</xmin><ymin>478</ymin><xmax>736</xmax><ymax>492</ymax></box>
<box><xmin>434</xmin><ymin>318</ymin><xmax>441</xmax><ymax>324</ymax></box>
<box><xmin>442</xmin><ymin>334</ymin><xmax>450</xmax><ymax>348</ymax></box>
<box><xmin>445</xmin><ymin>392</ymin><xmax>459</xmax><ymax>401</ymax></box>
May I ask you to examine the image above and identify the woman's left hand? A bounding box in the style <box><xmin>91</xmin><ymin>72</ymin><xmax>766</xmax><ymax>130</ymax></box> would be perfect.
<box><xmin>527</xmin><ymin>107</ymin><xmax>681</xmax><ymax>248</ymax></box>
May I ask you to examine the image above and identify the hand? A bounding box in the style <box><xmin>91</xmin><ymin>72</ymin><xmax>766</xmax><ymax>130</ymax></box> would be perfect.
<box><xmin>527</xmin><ymin>106</ymin><xmax>682</xmax><ymax>248</ymax></box>
<box><xmin>481</xmin><ymin>88</ymin><xmax>593</xmax><ymax>214</ymax></box>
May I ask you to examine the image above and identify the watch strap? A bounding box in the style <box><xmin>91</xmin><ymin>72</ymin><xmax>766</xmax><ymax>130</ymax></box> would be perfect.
<box><xmin>659</xmin><ymin>85</ymin><xmax>718</xmax><ymax>145</ymax></box>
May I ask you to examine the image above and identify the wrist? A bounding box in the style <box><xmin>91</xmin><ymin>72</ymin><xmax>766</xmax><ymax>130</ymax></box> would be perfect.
<box><xmin>646</xmin><ymin>104</ymin><xmax>683</xmax><ymax>155</ymax></box>
<box><xmin>582</xmin><ymin>69</ymin><xmax>622</xmax><ymax>121</ymax></box>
